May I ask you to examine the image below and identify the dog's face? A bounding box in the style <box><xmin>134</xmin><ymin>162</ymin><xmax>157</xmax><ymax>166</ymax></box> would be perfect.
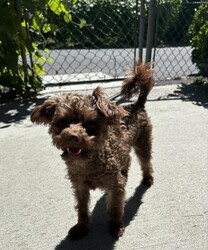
<box><xmin>31</xmin><ymin>87</ymin><xmax>128</xmax><ymax>161</ymax></box>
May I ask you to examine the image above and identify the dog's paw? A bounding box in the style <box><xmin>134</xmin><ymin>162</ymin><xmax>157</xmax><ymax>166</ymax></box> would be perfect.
<box><xmin>142</xmin><ymin>175</ymin><xmax>154</xmax><ymax>187</ymax></box>
<box><xmin>108</xmin><ymin>221</ymin><xmax>125</xmax><ymax>239</ymax></box>
<box><xmin>68</xmin><ymin>224</ymin><xmax>89</xmax><ymax>240</ymax></box>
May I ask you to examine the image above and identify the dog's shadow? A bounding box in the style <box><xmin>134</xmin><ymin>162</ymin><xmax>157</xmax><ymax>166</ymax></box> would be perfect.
<box><xmin>55</xmin><ymin>184</ymin><xmax>149</xmax><ymax>250</ymax></box>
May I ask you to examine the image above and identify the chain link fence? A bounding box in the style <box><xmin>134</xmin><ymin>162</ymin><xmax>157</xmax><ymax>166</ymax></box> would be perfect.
<box><xmin>36</xmin><ymin>0</ymin><xmax>205</xmax><ymax>86</ymax></box>
<box><xmin>153</xmin><ymin>0</ymin><xmax>204</xmax><ymax>82</ymax></box>
<box><xmin>39</xmin><ymin>0</ymin><xmax>139</xmax><ymax>86</ymax></box>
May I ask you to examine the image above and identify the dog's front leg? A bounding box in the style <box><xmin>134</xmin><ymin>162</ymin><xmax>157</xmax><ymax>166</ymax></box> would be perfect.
<box><xmin>68</xmin><ymin>184</ymin><xmax>90</xmax><ymax>240</ymax></box>
<box><xmin>106</xmin><ymin>187</ymin><xmax>125</xmax><ymax>238</ymax></box>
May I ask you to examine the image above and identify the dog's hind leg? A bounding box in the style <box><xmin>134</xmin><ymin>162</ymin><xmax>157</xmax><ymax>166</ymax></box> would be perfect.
<box><xmin>134</xmin><ymin>122</ymin><xmax>154</xmax><ymax>187</ymax></box>
<box><xmin>68</xmin><ymin>185</ymin><xmax>90</xmax><ymax>240</ymax></box>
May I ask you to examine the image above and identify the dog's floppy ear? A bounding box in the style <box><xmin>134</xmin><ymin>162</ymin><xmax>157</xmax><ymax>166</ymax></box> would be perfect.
<box><xmin>31</xmin><ymin>99</ymin><xmax>59</xmax><ymax>125</ymax></box>
<box><xmin>92</xmin><ymin>87</ymin><xmax>128</xmax><ymax>122</ymax></box>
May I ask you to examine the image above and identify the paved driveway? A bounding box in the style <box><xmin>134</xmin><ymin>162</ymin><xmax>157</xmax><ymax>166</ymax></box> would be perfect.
<box><xmin>0</xmin><ymin>83</ymin><xmax>207</xmax><ymax>249</ymax></box>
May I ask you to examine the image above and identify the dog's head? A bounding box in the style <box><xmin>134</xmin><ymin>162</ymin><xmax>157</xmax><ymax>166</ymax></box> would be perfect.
<box><xmin>31</xmin><ymin>87</ymin><xmax>128</xmax><ymax>161</ymax></box>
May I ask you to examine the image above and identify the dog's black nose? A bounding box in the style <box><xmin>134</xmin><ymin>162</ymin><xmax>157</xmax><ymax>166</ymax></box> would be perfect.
<box><xmin>68</xmin><ymin>135</ymin><xmax>80</xmax><ymax>143</ymax></box>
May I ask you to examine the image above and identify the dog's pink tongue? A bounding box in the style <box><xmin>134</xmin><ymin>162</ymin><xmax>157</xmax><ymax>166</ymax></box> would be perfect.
<box><xmin>67</xmin><ymin>148</ymin><xmax>81</xmax><ymax>156</ymax></box>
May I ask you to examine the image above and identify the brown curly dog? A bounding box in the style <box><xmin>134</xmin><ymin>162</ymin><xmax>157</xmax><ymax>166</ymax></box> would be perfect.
<box><xmin>31</xmin><ymin>61</ymin><xmax>154</xmax><ymax>240</ymax></box>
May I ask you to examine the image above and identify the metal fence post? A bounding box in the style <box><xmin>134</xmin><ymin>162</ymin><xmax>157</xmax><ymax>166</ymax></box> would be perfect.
<box><xmin>145</xmin><ymin>0</ymin><xmax>157</xmax><ymax>63</ymax></box>
<box><xmin>139</xmin><ymin>0</ymin><xmax>145</xmax><ymax>63</ymax></box>
<box><xmin>134</xmin><ymin>0</ymin><xmax>139</xmax><ymax>69</ymax></box>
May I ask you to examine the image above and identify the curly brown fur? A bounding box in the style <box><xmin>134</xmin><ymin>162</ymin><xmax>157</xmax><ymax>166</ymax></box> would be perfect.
<box><xmin>120</xmin><ymin>61</ymin><xmax>154</xmax><ymax>187</ymax></box>
<box><xmin>30</xmin><ymin>62</ymin><xmax>154</xmax><ymax>239</ymax></box>
<box><xmin>121</xmin><ymin>60</ymin><xmax>154</xmax><ymax>108</ymax></box>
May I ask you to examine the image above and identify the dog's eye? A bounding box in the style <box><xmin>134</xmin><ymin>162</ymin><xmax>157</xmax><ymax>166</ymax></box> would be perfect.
<box><xmin>83</xmin><ymin>121</ymin><xmax>99</xmax><ymax>136</ymax></box>
<box><xmin>70</xmin><ymin>118</ymin><xmax>79</xmax><ymax>124</ymax></box>
<box><xmin>56</xmin><ymin>117</ymin><xmax>80</xmax><ymax>129</ymax></box>
<box><xmin>58</xmin><ymin>118</ymin><xmax>69</xmax><ymax>128</ymax></box>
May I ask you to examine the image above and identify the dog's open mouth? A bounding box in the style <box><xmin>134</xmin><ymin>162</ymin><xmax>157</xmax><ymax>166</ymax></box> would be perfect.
<box><xmin>67</xmin><ymin>147</ymin><xmax>82</xmax><ymax>157</ymax></box>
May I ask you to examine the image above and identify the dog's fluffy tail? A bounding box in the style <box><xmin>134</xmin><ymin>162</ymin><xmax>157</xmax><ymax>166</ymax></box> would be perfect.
<box><xmin>121</xmin><ymin>60</ymin><xmax>154</xmax><ymax>108</ymax></box>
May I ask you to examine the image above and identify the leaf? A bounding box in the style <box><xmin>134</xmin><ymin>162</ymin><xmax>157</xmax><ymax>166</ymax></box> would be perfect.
<box><xmin>34</xmin><ymin>51</ymin><xmax>46</xmax><ymax>64</ymax></box>
<box><xmin>47</xmin><ymin>57</ymin><xmax>54</xmax><ymax>63</ymax></box>
<box><xmin>50</xmin><ymin>24</ymin><xmax>58</xmax><ymax>32</ymax></box>
<box><xmin>44</xmin><ymin>48</ymin><xmax>49</xmax><ymax>53</ymax></box>
<box><xmin>42</xmin><ymin>23</ymin><xmax>51</xmax><ymax>33</ymax></box>
<box><xmin>34</xmin><ymin>50</ymin><xmax>44</xmax><ymax>58</ymax></box>
<box><xmin>60</xmin><ymin>3</ymin><xmax>68</xmax><ymax>14</ymax></box>
<box><xmin>35</xmin><ymin>56</ymin><xmax>46</xmax><ymax>63</ymax></box>
<box><xmin>48</xmin><ymin>0</ymin><xmax>61</xmax><ymax>16</ymax></box>
<box><xmin>32</xmin><ymin>17</ymin><xmax>40</xmax><ymax>31</ymax></box>
<box><xmin>21</xmin><ymin>20</ymin><xmax>26</xmax><ymax>28</ymax></box>
<box><xmin>79</xmin><ymin>19</ymin><xmax>86</xmax><ymax>29</ymax></box>
<box><xmin>32</xmin><ymin>42</ymin><xmax>38</xmax><ymax>50</ymax></box>
<box><xmin>64</xmin><ymin>13</ymin><xmax>72</xmax><ymax>23</ymax></box>
<box><xmin>34</xmin><ymin>63</ymin><xmax>45</xmax><ymax>75</ymax></box>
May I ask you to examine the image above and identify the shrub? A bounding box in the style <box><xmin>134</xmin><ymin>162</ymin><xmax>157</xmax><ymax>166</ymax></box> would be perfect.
<box><xmin>189</xmin><ymin>3</ymin><xmax>208</xmax><ymax>75</ymax></box>
<box><xmin>0</xmin><ymin>1</ymin><xmax>43</xmax><ymax>99</ymax></box>
<box><xmin>0</xmin><ymin>0</ymin><xmax>76</xmax><ymax>99</ymax></box>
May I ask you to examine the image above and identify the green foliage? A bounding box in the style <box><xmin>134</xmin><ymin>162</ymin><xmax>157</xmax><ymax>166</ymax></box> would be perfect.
<box><xmin>35</xmin><ymin>0</ymin><xmax>197</xmax><ymax>49</ymax></box>
<box><xmin>157</xmin><ymin>0</ymin><xmax>199</xmax><ymax>46</ymax></box>
<box><xmin>0</xmin><ymin>0</ymin><xmax>75</xmax><ymax>99</ymax></box>
<box><xmin>36</xmin><ymin>0</ymin><xmax>140</xmax><ymax>49</ymax></box>
<box><xmin>193</xmin><ymin>76</ymin><xmax>205</xmax><ymax>86</ymax></box>
<box><xmin>189</xmin><ymin>2</ymin><xmax>208</xmax><ymax>75</ymax></box>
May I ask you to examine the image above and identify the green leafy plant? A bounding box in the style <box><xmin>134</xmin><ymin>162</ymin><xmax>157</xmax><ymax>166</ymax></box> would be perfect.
<box><xmin>36</xmin><ymin>0</ymin><xmax>141</xmax><ymax>49</ymax></box>
<box><xmin>193</xmin><ymin>76</ymin><xmax>205</xmax><ymax>86</ymax></box>
<box><xmin>157</xmin><ymin>0</ymin><xmax>199</xmax><ymax>46</ymax></box>
<box><xmin>0</xmin><ymin>0</ymin><xmax>77</xmax><ymax>99</ymax></box>
<box><xmin>189</xmin><ymin>2</ymin><xmax>208</xmax><ymax>75</ymax></box>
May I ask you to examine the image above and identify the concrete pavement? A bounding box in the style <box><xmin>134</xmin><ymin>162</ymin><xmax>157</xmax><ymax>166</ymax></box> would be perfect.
<box><xmin>0</xmin><ymin>82</ymin><xmax>208</xmax><ymax>250</ymax></box>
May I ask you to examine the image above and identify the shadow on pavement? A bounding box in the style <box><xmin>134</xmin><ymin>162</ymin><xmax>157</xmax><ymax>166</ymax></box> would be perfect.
<box><xmin>0</xmin><ymin>97</ymin><xmax>48</xmax><ymax>128</ymax></box>
<box><xmin>1</xmin><ymin>83</ymin><xmax>207</xmax><ymax>128</ymax></box>
<box><xmin>55</xmin><ymin>184</ymin><xmax>149</xmax><ymax>250</ymax></box>
<box><xmin>167</xmin><ymin>83</ymin><xmax>208</xmax><ymax>108</ymax></box>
